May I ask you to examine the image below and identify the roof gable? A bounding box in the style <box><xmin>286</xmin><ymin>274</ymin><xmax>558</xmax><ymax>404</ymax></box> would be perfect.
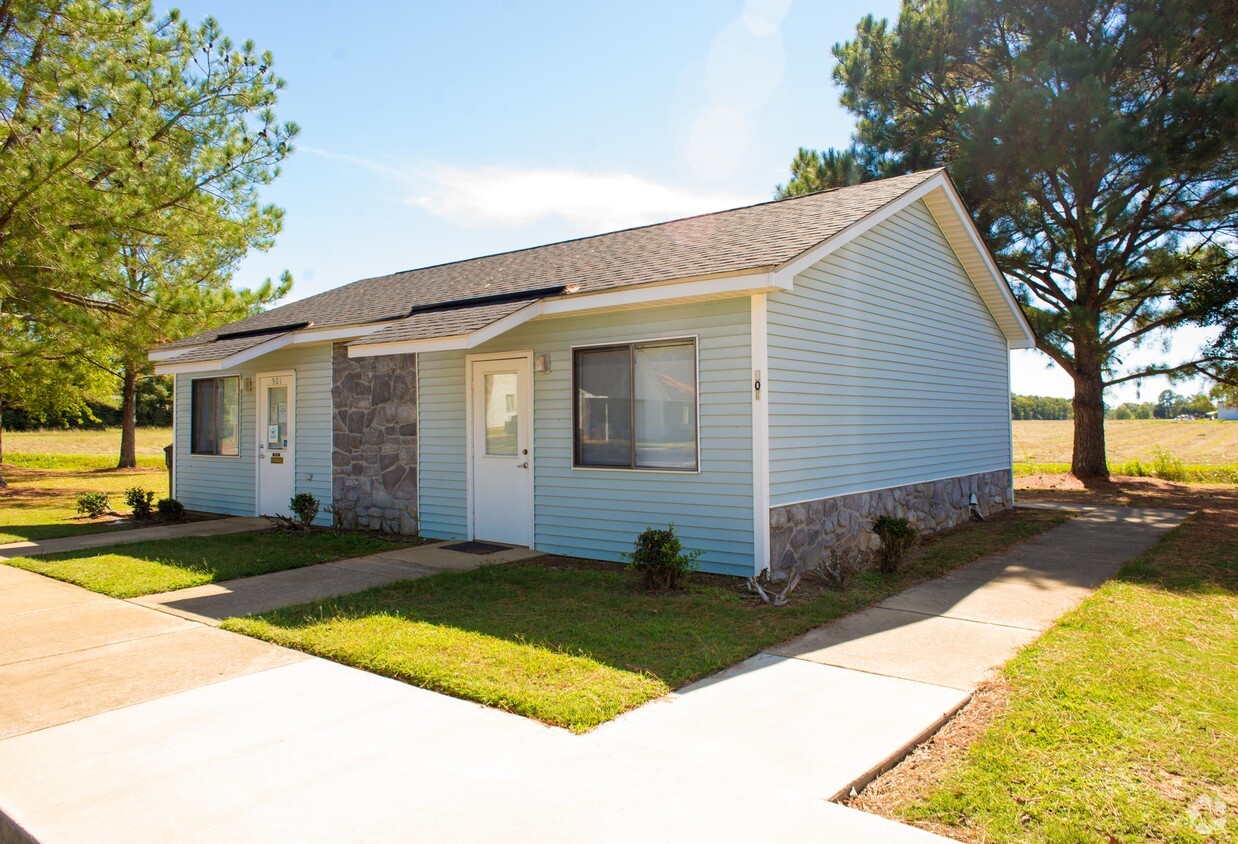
<box><xmin>156</xmin><ymin>170</ymin><xmax>943</xmax><ymax>352</ymax></box>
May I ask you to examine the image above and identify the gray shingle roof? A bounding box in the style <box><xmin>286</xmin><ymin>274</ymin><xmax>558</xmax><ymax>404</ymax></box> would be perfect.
<box><xmin>353</xmin><ymin>298</ymin><xmax>540</xmax><ymax>346</ymax></box>
<box><xmin>157</xmin><ymin>169</ymin><xmax>941</xmax><ymax>353</ymax></box>
<box><xmin>159</xmin><ymin>332</ymin><xmax>291</xmax><ymax>364</ymax></box>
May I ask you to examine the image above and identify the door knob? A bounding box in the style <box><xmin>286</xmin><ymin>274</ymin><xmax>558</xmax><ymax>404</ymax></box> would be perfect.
<box><xmin>518</xmin><ymin>461</ymin><xmax>529</xmax><ymax>469</ymax></box>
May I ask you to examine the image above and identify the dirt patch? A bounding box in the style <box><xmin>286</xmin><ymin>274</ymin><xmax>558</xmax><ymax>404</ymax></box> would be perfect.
<box><xmin>1017</xmin><ymin>474</ymin><xmax>1238</xmax><ymax>512</ymax></box>
<box><xmin>844</xmin><ymin>680</ymin><xmax>1012</xmax><ymax>841</ymax></box>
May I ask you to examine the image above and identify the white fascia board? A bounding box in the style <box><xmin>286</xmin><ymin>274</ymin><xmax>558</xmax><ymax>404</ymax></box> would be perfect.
<box><xmin>287</xmin><ymin>323</ymin><xmax>383</xmax><ymax>345</ymax></box>
<box><xmin>771</xmin><ymin>171</ymin><xmax>1037</xmax><ymax>350</ymax></box>
<box><xmin>347</xmin><ymin>274</ymin><xmax>777</xmax><ymax>358</ymax></box>
<box><xmin>348</xmin><ymin>335</ymin><xmax>469</xmax><ymax>357</ymax></box>
<box><xmin>540</xmin><ymin>271</ymin><xmax>778</xmax><ymax>317</ymax></box>
<box><xmin>149</xmin><ymin>344</ymin><xmax>207</xmax><ymax>363</ymax></box>
<box><xmin>149</xmin><ymin>322</ymin><xmax>380</xmax><ymax>365</ymax></box>
<box><xmin>347</xmin><ymin>301</ymin><xmax>546</xmax><ymax>358</ymax></box>
<box><xmin>154</xmin><ymin>358</ymin><xmax>226</xmax><ymax>375</ymax></box>
<box><xmin>770</xmin><ymin>174</ymin><xmax>946</xmax><ymax>287</ymax></box>
<box><xmin>153</xmin><ymin>332</ymin><xmax>294</xmax><ymax>375</ymax></box>
<box><xmin>927</xmin><ymin>181</ymin><xmax>1038</xmax><ymax>349</ymax></box>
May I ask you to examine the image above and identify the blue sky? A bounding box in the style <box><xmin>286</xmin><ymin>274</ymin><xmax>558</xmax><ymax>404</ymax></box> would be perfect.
<box><xmin>156</xmin><ymin>0</ymin><xmax>1210</xmax><ymax>404</ymax></box>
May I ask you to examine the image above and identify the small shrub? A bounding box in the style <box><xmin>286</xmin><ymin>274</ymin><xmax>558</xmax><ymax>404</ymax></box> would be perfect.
<box><xmin>290</xmin><ymin>492</ymin><xmax>320</xmax><ymax>530</ymax></box>
<box><xmin>156</xmin><ymin>498</ymin><xmax>187</xmax><ymax>522</ymax></box>
<box><xmin>872</xmin><ymin>515</ymin><xmax>918</xmax><ymax>574</ymax></box>
<box><xmin>124</xmin><ymin>486</ymin><xmax>156</xmax><ymax>520</ymax></box>
<box><xmin>75</xmin><ymin>491</ymin><xmax>111</xmax><ymax>518</ymax></box>
<box><xmin>623</xmin><ymin>524</ymin><xmax>702</xmax><ymax>591</ymax></box>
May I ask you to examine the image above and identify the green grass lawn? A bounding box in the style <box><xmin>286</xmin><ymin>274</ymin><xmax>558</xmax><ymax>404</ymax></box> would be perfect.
<box><xmin>224</xmin><ymin>509</ymin><xmax>1067</xmax><ymax>733</ymax></box>
<box><xmin>0</xmin><ymin>465</ymin><xmax>169</xmax><ymax>544</ymax></box>
<box><xmin>1</xmin><ymin>428</ymin><xmax>173</xmax><ymax>543</ymax></box>
<box><xmin>895</xmin><ymin>507</ymin><xmax>1237</xmax><ymax>842</ymax></box>
<box><xmin>4</xmin><ymin>531</ymin><xmax>413</xmax><ymax>598</ymax></box>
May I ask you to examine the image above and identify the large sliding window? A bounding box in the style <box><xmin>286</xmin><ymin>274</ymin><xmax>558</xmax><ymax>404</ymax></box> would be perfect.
<box><xmin>191</xmin><ymin>376</ymin><xmax>240</xmax><ymax>456</ymax></box>
<box><xmin>573</xmin><ymin>338</ymin><xmax>698</xmax><ymax>471</ymax></box>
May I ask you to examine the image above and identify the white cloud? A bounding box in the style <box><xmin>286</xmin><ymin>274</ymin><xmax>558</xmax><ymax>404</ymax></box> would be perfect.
<box><xmin>408</xmin><ymin>166</ymin><xmax>757</xmax><ymax>233</ymax></box>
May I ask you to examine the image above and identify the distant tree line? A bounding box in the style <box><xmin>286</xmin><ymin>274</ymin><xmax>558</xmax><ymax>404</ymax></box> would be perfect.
<box><xmin>1109</xmin><ymin>390</ymin><xmax>1217</xmax><ymax>420</ymax></box>
<box><xmin>1013</xmin><ymin>391</ymin><xmax>1218</xmax><ymax>421</ymax></box>
<box><xmin>1010</xmin><ymin>395</ymin><xmax>1073</xmax><ymax>420</ymax></box>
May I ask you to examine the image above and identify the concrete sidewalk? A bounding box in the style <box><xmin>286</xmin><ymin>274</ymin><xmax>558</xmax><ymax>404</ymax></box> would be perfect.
<box><xmin>0</xmin><ymin>505</ymin><xmax>1187</xmax><ymax>842</ymax></box>
<box><xmin>131</xmin><ymin>541</ymin><xmax>542</xmax><ymax>625</ymax></box>
<box><xmin>770</xmin><ymin>505</ymin><xmax>1186</xmax><ymax>697</ymax></box>
<box><xmin>0</xmin><ymin>516</ymin><xmax>270</xmax><ymax>560</ymax></box>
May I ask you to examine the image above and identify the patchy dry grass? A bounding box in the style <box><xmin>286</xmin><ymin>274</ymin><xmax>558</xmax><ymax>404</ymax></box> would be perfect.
<box><xmin>0</xmin><ymin>428</ymin><xmax>174</xmax><ymax>543</ymax></box>
<box><xmin>0</xmin><ymin>465</ymin><xmax>169</xmax><ymax>544</ymax></box>
<box><xmin>1013</xmin><ymin>419</ymin><xmax>1237</xmax><ymax>467</ymax></box>
<box><xmin>4</xmin><ymin>427</ymin><xmax>172</xmax><ymax>457</ymax></box>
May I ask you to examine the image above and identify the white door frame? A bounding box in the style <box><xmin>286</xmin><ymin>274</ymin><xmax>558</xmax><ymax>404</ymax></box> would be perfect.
<box><xmin>254</xmin><ymin>369</ymin><xmax>296</xmax><ymax>516</ymax></box>
<box><xmin>464</xmin><ymin>351</ymin><xmax>534</xmax><ymax>543</ymax></box>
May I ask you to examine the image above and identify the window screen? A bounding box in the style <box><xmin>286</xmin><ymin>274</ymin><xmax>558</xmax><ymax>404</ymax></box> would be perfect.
<box><xmin>191</xmin><ymin>377</ymin><xmax>240</xmax><ymax>456</ymax></box>
<box><xmin>573</xmin><ymin>339</ymin><xmax>697</xmax><ymax>470</ymax></box>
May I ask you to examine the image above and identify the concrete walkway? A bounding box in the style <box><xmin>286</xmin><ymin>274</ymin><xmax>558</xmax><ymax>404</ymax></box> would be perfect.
<box><xmin>131</xmin><ymin>542</ymin><xmax>542</xmax><ymax>625</ymax></box>
<box><xmin>0</xmin><ymin>505</ymin><xmax>1186</xmax><ymax>842</ymax></box>
<box><xmin>0</xmin><ymin>516</ymin><xmax>270</xmax><ymax>559</ymax></box>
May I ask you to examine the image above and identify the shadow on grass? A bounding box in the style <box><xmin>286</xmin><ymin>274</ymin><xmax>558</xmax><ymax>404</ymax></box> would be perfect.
<box><xmin>1117</xmin><ymin>510</ymin><xmax>1236</xmax><ymax>595</ymax></box>
<box><xmin>237</xmin><ymin>509</ymin><xmax>1071</xmax><ymax>694</ymax></box>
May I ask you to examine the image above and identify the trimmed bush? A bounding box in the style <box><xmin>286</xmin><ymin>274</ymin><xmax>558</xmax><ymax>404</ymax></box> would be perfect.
<box><xmin>75</xmin><ymin>491</ymin><xmax>111</xmax><ymax>518</ymax></box>
<box><xmin>124</xmin><ymin>486</ymin><xmax>156</xmax><ymax>520</ymax></box>
<box><xmin>290</xmin><ymin>493</ymin><xmax>320</xmax><ymax>530</ymax></box>
<box><xmin>157</xmin><ymin>498</ymin><xmax>187</xmax><ymax>522</ymax></box>
<box><xmin>623</xmin><ymin>524</ymin><xmax>702</xmax><ymax>592</ymax></box>
<box><xmin>873</xmin><ymin>515</ymin><xmax>918</xmax><ymax>574</ymax></box>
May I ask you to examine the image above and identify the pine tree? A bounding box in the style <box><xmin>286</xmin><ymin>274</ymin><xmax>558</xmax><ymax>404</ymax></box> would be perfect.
<box><xmin>780</xmin><ymin>0</ymin><xmax>1237</xmax><ymax>478</ymax></box>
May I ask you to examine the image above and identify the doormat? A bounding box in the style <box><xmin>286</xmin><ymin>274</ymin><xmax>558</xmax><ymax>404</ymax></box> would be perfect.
<box><xmin>441</xmin><ymin>541</ymin><xmax>514</xmax><ymax>556</ymax></box>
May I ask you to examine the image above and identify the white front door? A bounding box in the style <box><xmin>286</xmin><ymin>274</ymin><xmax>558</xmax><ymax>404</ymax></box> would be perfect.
<box><xmin>257</xmin><ymin>371</ymin><xmax>295</xmax><ymax>517</ymax></box>
<box><xmin>470</xmin><ymin>356</ymin><xmax>532</xmax><ymax>545</ymax></box>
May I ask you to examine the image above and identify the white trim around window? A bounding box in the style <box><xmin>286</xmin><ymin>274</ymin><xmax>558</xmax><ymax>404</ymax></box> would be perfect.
<box><xmin>570</xmin><ymin>335</ymin><xmax>702</xmax><ymax>474</ymax></box>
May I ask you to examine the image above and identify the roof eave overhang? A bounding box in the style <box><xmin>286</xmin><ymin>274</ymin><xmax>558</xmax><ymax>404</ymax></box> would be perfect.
<box><xmin>770</xmin><ymin>171</ymin><xmax>1037</xmax><ymax>350</ymax></box>
<box><xmin>152</xmin><ymin>323</ymin><xmax>383</xmax><ymax>374</ymax></box>
<box><xmin>346</xmin><ymin>270</ymin><xmax>781</xmax><ymax>358</ymax></box>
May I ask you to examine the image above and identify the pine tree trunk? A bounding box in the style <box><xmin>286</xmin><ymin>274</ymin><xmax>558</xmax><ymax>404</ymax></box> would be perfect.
<box><xmin>1070</xmin><ymin>321</ymin><xmax>1109</xmax><ymax>480</ymax></box>
<box><xmin>118</xmin><ymin>367</ymin><xmax>138</xmax><ymax>470</ymax></box>
<box><xmin>0</xmin><ymin>400</ymin><xmax>7</xmax><ymax>488</ymax></box>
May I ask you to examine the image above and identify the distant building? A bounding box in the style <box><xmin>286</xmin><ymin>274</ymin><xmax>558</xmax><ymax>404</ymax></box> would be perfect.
<box><xmin>1219</xmin><ymin>404</ymin><xmax>1238</xmax><ymax>421</ymax></box>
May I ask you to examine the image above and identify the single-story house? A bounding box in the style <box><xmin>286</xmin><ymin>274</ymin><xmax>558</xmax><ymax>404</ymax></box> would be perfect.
<box><xmin>150</xmin><ymin>168</ymin><xmax>1036</xmax><ymax>578</ymax></box>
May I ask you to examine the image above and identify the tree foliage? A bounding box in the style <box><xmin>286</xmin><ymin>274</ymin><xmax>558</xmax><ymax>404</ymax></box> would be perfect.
<box><xmin>780</xmin><ymin>0</ymin><xmax>1238</xmax><ymax>477</ymax></box>
<box><xmin>0</xmin><ymin>1</ymin><xmax>297</xmax><ymax>467</ymax></box>
<box><xmin>1010</xmin><ymin>393</ymin><xmax>1073</xmax><ymax>420</ymax></box>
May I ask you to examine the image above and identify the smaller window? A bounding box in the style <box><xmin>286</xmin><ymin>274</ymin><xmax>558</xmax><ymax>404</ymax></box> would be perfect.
<box><xmin>191</xmin><ymin>377</ymin><xmax>240</xmax><ymax>456</ymax></box>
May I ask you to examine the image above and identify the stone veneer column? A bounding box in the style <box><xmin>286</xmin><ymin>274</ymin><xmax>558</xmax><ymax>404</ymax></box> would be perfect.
<box><xmin>768</xmin><ymin>469</ymin><xmax>1013</xmax><ymax>578</ymax></box>
<box><xmin>331</xmin><ymin>343</ymin><xmax>418</xmax><ymax>533</ymax></box>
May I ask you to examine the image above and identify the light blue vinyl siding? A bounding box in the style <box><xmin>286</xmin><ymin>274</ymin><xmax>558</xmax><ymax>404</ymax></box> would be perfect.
<box><xmin>767</xmin><ymin>199</ymin><xmax>1012</xmax><ymax>506</ymax></box>
<box><xmin>173</xmin><ymin>344</ymin><xmax>333</xmax><ymax>523</ymax></box>
<box><xmin>418</xmin><ymin>298</ymin><xmax>755</xmax><ymax>575</ymax></box>
<box><xmin>416</xmin><ymin>351</ymin><xmax>468</xmax><ymax>538</ymax></box>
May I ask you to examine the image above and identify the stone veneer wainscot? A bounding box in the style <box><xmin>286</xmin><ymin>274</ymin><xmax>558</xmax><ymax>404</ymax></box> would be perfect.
<box><xmin>331</xmin><ymin>344</ymin><xmax>418</xmax><ymax>533</ymax></box>
<box><xmin>768</xmin><ymin>469</ymin><xmax>1013</xmax><ymax>578</ymax></box>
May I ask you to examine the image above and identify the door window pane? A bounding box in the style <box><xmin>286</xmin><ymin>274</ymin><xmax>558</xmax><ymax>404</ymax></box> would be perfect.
<box><xmin>574</xmin><ymin>340</ymin><xmax>697</xmax><ymax>470</ymax></box>
<box><xmin>575</xmin><ymin>346</ymin><xmax>632</xmax><ymax>466</ymax></box>
<box><xmin>484</xmin><ymin>372</ymin><xmax>519</xmax><ymax>456</ymax></box>
<box><xmin>634</xmin><ymin>343</ymin><xmax>697</xmax><ymax>469</ymax></box>
<box><xmin>266</xmin><ymin>385</ymin><xmax>288</xmax><ymax>448</ymax></box>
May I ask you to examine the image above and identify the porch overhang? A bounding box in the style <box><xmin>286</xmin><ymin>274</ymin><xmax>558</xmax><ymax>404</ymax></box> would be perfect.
<box><xmin>345</xmin><ymin>270</ymin><xmax>782</xmax><ymax>358</ymax></box>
